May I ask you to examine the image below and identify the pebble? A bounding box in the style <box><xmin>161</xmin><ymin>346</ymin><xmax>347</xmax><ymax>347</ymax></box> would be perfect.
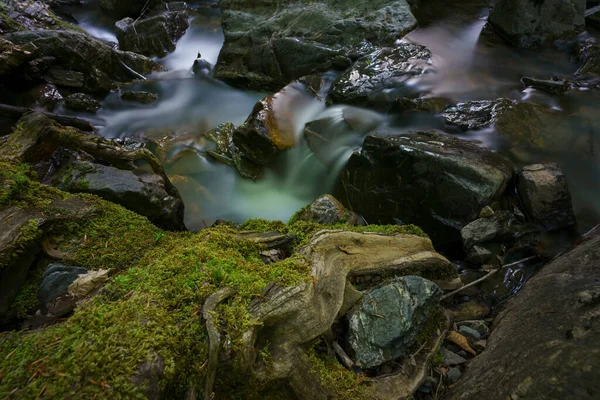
<box><xmin>441</xmin><ymin>347</ymin><xmax>467</xmax><ymax>365</ymax></box>
<box><xmin>446</xmin><ymin>366</ymin><xmax>462</xmax><ymax>384</ymax></box>
<box><xmin>458</xmin><ymin>326</ymin><xmax>482</xmax><ymax>341</ymax></box>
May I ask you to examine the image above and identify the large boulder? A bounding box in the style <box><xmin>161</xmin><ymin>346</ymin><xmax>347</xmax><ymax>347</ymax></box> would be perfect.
<box><xmin>4</xmin><ymin>30</ymin><xmax>164</xmax><ymax>94</ymax></box>
<box><xmin>517</xmin><ymin>163</ymin><xmax>576</xmax><ymax>231</ymax></box>
<box><xmin>328</xmin><ymin>43</ymin><xmax>432</xmax><ymax>110</ymax></box>
<box><xmin>448</xmin><ymin>229</ymin><xmax>600</xmax><ymax>399</ymax></box>
<box><xmin>115</xmin><ymin>10</ymin><xmax>190</xmax><ymax>57</ymax></box>
<box><xmin>335</xmin><ymin>132</ymin><xmax>514</xmax><ymax>249</ymax></box>
<box><xmin>347</xmin><ymin>276</ymin><xmax>442</xmax><ymax>369</ymax></box>
<box><xmin>51</xmin><ymin>160</ymin><xmax>185</xmax><ymax>231</ymax></box>
<box><xmin>215</xmin><ymin>0</ymin><xmax>418</xmax><ymax>90</ymax></box>
<box><xmin>488</xmin><ymin>0</ymin><xmax>586</xmax><ymax>47</ymax></box>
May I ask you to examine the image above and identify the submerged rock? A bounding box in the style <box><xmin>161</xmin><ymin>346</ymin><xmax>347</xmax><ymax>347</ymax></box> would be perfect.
<box><xmin>488</xmin><ymin>0</ymin><xmax>586</xmax><ymax>47</ymax></box>
<box><xmin>336</xmin><ymin>132</ymin><xmax>514</xmax><ymax>249</ymax></box>
<box><xmin>51</xmin><ymin>160</ymin><xmax>185</xmax><ymax>231</ymax></box>
<box><xmin>517</xmin><ymin>163</ymin><xmax>576</xmax><ymax>231</ymax></box>
<box><xmin>347</xmin><ymin>276</ymin><xmax>442</xmax><ymax>369</ymax></box>
<box><xmin>215</xmin><ymin>0</ymin><xmax>418</xmax><ymax>90</ymax></box>
<box><xmin>449</xmin><ymin>229</ymin><xmax>600</xmax><ymax>400</ymax></box>
<box><xmin>290</xmin><ymin>194</ymin><xmax>365</xmax><ymax>225</ymax></box>
<box><xmin>4</xmin><ymin>30</ymin><xmax>164</xmax><ymax>94</ymax></box>
<box><xmin>328</xmin><ymin>43</ymin><xmax>432</xmax><ymax>110</ymax></box>
<box><xmin>64</xmin><ymin>93</ymin><xmax>101</xmax><ymax>113</ymax></box>
<box><xmin>115</xmin><ymin>9</ymin><xmax>190</xmax><ymax>57</ymax></box>
<box><xmin>121</xmin><ymin>90</ymin><xmax>158</xmax><ymax>104</ymax></box>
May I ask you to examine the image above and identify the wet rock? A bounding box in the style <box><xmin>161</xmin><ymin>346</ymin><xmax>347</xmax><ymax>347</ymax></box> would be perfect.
<box><xmin>479</xmin><ymin>206</ymin><xmax>494</xmax><ymax>218</ymax></box>
<box><xmin>291</xmin><ymin>194</ymin><xmax>364</xmax><ymax>225</ymax></box>
<box><xmin>328</xmin><ymin>44</ymin><xmax>432</xmax><ymax>110</ymax></box>
<box><xmin>446</xmin><ymin>367</ymin><xmax>462</xmax><ymax>385</ymax></box>
<box><xmin>115</xmin><ymin>9</ymin><xmax>190</xmax><ymax>57</ymax></box>
<box><xmin>216</xmin><ymin>0</ymin><xmax>418</xmax><ymax>90</ymax></box>
<box><xmin>232</xmin><ymin>88</ymin><xmax>298</xmax><ymax>166</ymax></box>
<box><xmin>586</xmin><ymin>5</ymin><xmax>600</xmax><ymax>28</ymax></box>
<box><xmin>51</xmin><ymin>160</ymin><xmax>185</xmax><ymax>231</ymax></box>
<box><xmin>518</xmin><ymin>163</ymin><xmax>576</xmax><ymax>232</ymax></box>
<box><xmin>64</xmin><ymin>93</ymin><xmax>101</xmax><ymax>113</ymax></box>
<box><xmin>121</xmin><ymin>90</ymin><xmax>158</xmax><ymax>104</ymax></box>
<box><xmin>488</xmin><ymin>0</ymin><xmax>585</xmax><ymax>47</ymax></box>
<box><xmin>458</xmin><ymin>326</ymin><xmax>481</xmax><ymax>341</ymax></box>
<box><xmin>336</xmin><ymin>132</ymin><xmax>514</xmax><ymax>249</ymax></box>
<box><xmin>441</xmin><ymin>347</ymin><xmax>467</xmax><ymax>365</ymax></box>
<box><xmin>0</xmin><ymin>0</ymin><xmax>79</xmax><ymax>32</ymax></box>
<box><xmin>0</xmin><ymin>38</ymin><xmax>36</xmax><ymax>77</ymax></box>
<box><xmin>347</xmin><ymin>276</ymin><xmax>442</xmax><ymax>369</ymax></box>
<box><xmin>38</xmin><ymin>263</ymin><xmax>87</xmax><ymax>308</ymax></box>
<box><xmin>465</xmin><ymin>245</ymin><xmax>493</xmax><ymax>265</ymax></box>
<box><xmin>451</xmin><ymin>301</ymin><xmax>491</xmax><ymax>322</ymax></box>
<box><xmin>441</xmin><ymin>98</ymin><xmax>596</xmax><ymax>154</ymax></box>
<box><xmin>448</xmin><ymin>229</ymin><xmax>600</xmax><ymax>400</ymax></box>
<box><xmin>521</xmin><ymin>76</ymin><xmax>568</xmax><ymax>94</ymax></box>
<box><xmin>457</xmin><ymin>320</ymin><xmax>489</xmax><ymax>338</ymax></box>
<box><xmin>4</xmin><ymin>30</ymin><xmax>164</xmax><ymax>94</ymax></box>
<box><xmin>28</xmin><ymin>83</ymin><xmax>63</xmax><ymax>111</ymax></box>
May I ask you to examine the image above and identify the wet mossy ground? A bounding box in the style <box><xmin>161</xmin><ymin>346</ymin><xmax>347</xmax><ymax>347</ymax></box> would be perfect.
<box><xmin>0</xmin><ymin>160</ymin><xmax>433</xmax><ymax>398</ymax></box>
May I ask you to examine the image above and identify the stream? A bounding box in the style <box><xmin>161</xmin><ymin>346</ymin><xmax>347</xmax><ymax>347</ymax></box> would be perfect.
<box><xmin>56</xmin><ymin>0</ymin><xmax>599</xmax><ymax>300</ymax></box>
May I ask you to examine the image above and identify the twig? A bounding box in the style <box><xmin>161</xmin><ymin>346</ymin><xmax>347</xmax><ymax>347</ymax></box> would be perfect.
<box><xmin>441</xmin><ymin>255</ymin><xmax>538</xmax><ymax>301</ymax></box>
<box><xmin>332</xmin><ymin>341</ymin><xmax>354</xmax><ymax>370</ymax></box>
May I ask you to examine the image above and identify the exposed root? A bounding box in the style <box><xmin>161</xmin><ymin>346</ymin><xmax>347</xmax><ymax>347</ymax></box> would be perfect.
<box><xmin>202</xmin><ymin>287</ymin><xmax>235</xmax><ymax>400</ymax></box>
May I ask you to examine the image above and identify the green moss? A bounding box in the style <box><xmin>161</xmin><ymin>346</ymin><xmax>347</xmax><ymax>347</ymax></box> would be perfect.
<box><xmin>0</xmin><ymin>162</ymin><xmax>64</xmax><ymax>209</ymax></box>
<box><xmin>287</xmin><ymin>204</ymin><xmax>310</xmax><ymax>225</ymax></box>
<box><xmin>307</xmin><ymin>344</ymin><xmax>372</xmax><ymax>400</ymax></box>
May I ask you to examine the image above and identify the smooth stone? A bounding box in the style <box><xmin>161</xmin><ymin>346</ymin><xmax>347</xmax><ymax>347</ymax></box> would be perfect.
<box><xmin>441</xmin><ymin>347</ymin><xmax>467</xmax><ymax>365</ymax></box>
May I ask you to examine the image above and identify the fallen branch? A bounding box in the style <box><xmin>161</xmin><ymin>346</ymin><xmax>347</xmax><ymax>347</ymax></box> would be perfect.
<box><xmin>0</xmin><ymin>103</ymin><xmax>94</xmax><ymax>131</ymax></box>
<box><xmin>202</xmin><ymin>287</ymin><xmax>235</xmax><ymax>400</ymax></box>
<box><xmin>332</xmin><ymin>341</ymin><xmax>354</xmax><ymax>370</ymax></box>
<box><xmin>441</xmin><ymin>255</ymin><xmax>539</xmax><ymax>301</ymax></box>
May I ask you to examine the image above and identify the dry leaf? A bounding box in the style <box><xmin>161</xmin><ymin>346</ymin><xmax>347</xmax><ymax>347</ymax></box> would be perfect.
<box><xmin>446</xmin><ymin>331</ymin><xmax>477</xmax><ymax>356</ymax></box>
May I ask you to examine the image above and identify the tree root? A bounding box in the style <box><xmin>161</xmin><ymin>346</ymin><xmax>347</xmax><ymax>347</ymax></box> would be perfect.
<box><xmin>202</xmin><ymin>287</ymin><xmax>235</xmax><ymax>400</ymax></box>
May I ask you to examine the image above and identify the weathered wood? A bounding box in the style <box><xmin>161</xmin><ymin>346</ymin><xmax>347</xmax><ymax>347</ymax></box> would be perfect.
<box><xmin>0</xmin><ymin>103</ymin><xmax>95</xmax><ymax>132</ymax></box>
<box><xmin>202</xmin><ymin>287</ymin><xmax>235</xmax><ymax>400</ymax></box>
<box><xmin>332</xmin><ymin>341</ymin><xmax>354</xmax><ymax>370</ymax></box>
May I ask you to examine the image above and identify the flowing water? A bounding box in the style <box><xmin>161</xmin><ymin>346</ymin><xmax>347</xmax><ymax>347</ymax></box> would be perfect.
<box><xmin>55</xmin><ymin>0</ymin><xmax>599</xmax><ymax>294</ymax></box>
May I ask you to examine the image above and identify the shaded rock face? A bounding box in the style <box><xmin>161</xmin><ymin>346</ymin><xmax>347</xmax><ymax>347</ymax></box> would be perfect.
<box><xmin>38</xmin><ymin>263</ymin><xmax>87</xmax><ymax>316</ymax></box>
<box><xmin>0</xmin><ymin>0</ymin><xmax>78</xmax><ymax>32</ymax></box>
<box><xmin>100</xmin><ymin>0</ymin><xmax>161</xmax><ymax>19</ymax></box>
<box><xmin>488</xmin><ymin>0</ymin><xmax>586</xmax><ymax>47</ymax></box>
<box><xmin>335</xmin><ymin>132</ymin><xmax>514</xmax><ymax>249</ymax></box>
<box><xmin>215</xmin><ymin>0</ymin><xmax>418</xmax><ymax>90</ymax></box>
<box><xmin>51</xmin><ymin>161</ymin><xmax>185</xmax><ymax>231</ymax></box>
<box><xmin>517</xmin><ymin>163</ymin><xmax>576</xmax><ymax>231</ymax></box>
<box><xmin>347</xmin><ymin>276</ymin><xmax>442</xmax><ymax>369</ymax></box>
<box><xmin>441</xmin><ymin>98</ymin><xmax>599</xmax><ymax>155</ymax></box>
<box><xmin>292</xmin><ymin>194</ymin><xmax>365</xmax><ymax>225</ymax></box>
<box><xmin>4</xmin><ymin>30</ymin><xmax>164</xmax><ymax>94</ymax></box>
<box><xmin>460</xmin><ymin>210</ymin><xmax>538</xmax><ymax>250</ymax></box>
<box><xmin>328</xmin><ymin>43</ymin><xmax>432</xmax><ymax>110</ymax></box>
<box><xmin>64</xmin><ymin>93</ymin><xmax>101</xmax><ymax>113</ymax></box>
<box><xmin>115</xmin><ymin>10</ymin><xmax>190</xmax><ymax>57</ymax></box>
<box><xmin>449</xmin><ymin>231</ymin><xmax>600</xmax><ymax>400</ymax></box>
<box><xmin>0</xmin><ymin>38</ymin><xmax>36</xmax><ymax>77</ymax></box>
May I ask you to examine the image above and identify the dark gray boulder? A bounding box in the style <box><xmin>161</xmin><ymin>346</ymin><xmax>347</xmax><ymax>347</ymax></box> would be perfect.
<box><xmin>328</xmin><ymin>43</ymin><xmax>432</xmax><ymax>110</ymax></box>
<box><xmin>488</xmin><ymin>0</ymin><xmax>586</xmax><ymax>47</ymax></box>
<box><xmin>51</xmin><ymin>160</ymin><xmax>185</xmax><ymax>231</ymax></box>
<box><xmin>115</xmin><ymin>10</ymin><xmax>190</xmax><ymax>57</ymax></box>
<box><xmin>347</xmin><ymin>276</ymin><xmax>442</xmax><ymax>369</ymax></box>
<box><xmin>215</xmin><ymin>0</ymin><xmax>418</xmax><ymax>90</ymax></box>
<box><xmin>448</xmin><ymin>229</ymin><xmax>600</xmax><ymax>400</ymax></box>
<box><xmin>38</xmin><ymin>263</ymin><xmax>87</xmax><ymax>311</ymax></box>
<box><xmin>517</xmin><ymin>163</ymin><xmax>576</xmax><ymax>231</ymax></box>
<box><xmin>335</xmin><ymin>132</ymin><xmax>514</xmax><ymax>249</ymax></box>
<box><xmin>4</xmin><ymin>30</ymin><xmax>164</xmax><ymax>94</ymax></box>
<box><xmin>64</xmin><ymin>93</ymin><xmax>101</xmax><ymax>113</ymax></box>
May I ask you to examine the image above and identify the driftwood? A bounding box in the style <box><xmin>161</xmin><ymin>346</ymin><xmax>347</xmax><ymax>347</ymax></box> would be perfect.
<box><xmin>332</xmin><ymin>341</ymin><xmax>354</xmax><ymax>370</ymax></box>
<box><xmin>202</xmin><ymin>287</ymin><xmax>235</xmax><ymax>400</ymax></box>
<box><xmin>0</xmin><ymin>103</ymin><xmax>95</xmax><ymax>131</ymax></box>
